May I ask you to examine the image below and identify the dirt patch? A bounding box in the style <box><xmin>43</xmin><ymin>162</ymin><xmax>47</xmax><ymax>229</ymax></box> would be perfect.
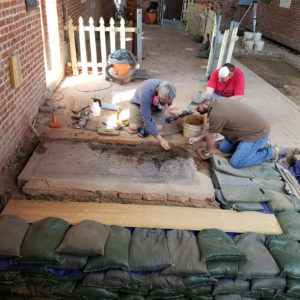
<box><xmin>0</xmin><ymin>132</ymin><xmax>39</xmax><ymax>208</ymax></box>
<box><xmin>237</xmin><ymin>57</ymin><xmax>300</xmax><ymax>106</ymax></box>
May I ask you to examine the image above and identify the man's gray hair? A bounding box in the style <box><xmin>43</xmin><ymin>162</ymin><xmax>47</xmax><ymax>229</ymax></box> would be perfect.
<box><xmin>158</xmin><ymin>81</ymin><xmax>176</xmax><ymax>100</ymax></box>
<box><xmin>187</xmin><ymin>91</ymin><xmax>212</xmax><ymax>111</ymax></box>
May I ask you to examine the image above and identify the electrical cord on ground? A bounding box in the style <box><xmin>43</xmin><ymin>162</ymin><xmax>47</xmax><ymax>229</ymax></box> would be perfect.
<box><xmin>75</xmin><ymin>82</ymin><xmax>112</xmax><ymax>93</ymax></box>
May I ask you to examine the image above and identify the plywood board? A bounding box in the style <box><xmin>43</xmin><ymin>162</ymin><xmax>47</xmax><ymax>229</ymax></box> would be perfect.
<box><xmin>2</xmin><ymin>200</ymin><xmax>283</xmax><ymax>234</ymax></box>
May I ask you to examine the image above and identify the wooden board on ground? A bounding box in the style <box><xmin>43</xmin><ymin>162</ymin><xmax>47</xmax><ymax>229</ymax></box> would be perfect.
<box><xmin>2</xmin><ymin>200</ymin><xmax>283</xmax><ymax>234</ymax></box>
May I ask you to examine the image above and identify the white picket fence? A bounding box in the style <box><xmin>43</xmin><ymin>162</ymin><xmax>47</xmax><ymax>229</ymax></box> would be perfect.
<box><xmin>64</xmin><ymin>9</ymin><xmax>142</xmax><ymax>76</ymax></box>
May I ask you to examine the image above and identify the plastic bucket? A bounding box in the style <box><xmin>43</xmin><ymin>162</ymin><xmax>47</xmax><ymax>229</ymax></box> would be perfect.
<box><xmin>253</xmin><ymin>32</ymin><xmax>262</xmax><ymax>42</ymax></box>
<box><xmin>244</xmin><ymin>39</ymin><xmax>254</xmax><ymax>50</ymax></box>
<box><xmin>243</xmin><ymin>32</ymin><xmax>253</xmax><ymax>40</ymax></box>
<box><xmin>254</xmin><ymin>40</ymin><xmax>264</xmax><ymax>51</ymax></box>
<box><xmin>183</xmin><ymin>115</ymin><xmax>204</xmax><ymax>138</ymax></box>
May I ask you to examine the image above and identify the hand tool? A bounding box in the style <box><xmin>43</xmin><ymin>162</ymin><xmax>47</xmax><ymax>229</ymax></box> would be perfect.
<box><xmin>49</xmin><ymin>114</ymin><xmax>61</xmax><ymax>128</ymax></box>
<box><xmin>166</xmin><ymin>109</ymin><xmax>193</xmax><ymax>123</ymax></box>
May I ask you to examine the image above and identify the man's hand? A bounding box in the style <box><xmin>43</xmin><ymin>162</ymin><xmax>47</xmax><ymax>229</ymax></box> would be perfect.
<box><xmin>156</xmin><ymin>135</ymin><xmax>171</xmax><ymax>150</ymax></box>
<box><xmin>189</xmin><ymin>133</ymin><xmax>207</xmax><ymax>145</ymax></box>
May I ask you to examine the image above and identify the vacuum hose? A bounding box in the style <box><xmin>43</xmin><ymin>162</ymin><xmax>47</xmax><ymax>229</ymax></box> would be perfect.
<box><xmin>105</xmin><ymin>49</ymin><xmax>136</xmax><ymax>82</ymax></box>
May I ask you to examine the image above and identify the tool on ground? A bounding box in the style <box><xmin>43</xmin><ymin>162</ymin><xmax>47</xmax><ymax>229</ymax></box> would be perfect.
<box><xmin>72</xmin><ymin>105</ymin><xmax>89</xmax><ymax>116</ymax></box>
<box><xmin>91</xmin><ymin>95</ymin><xmax>102</xmax><ymax>117</ymax></box>
<box><xmin>72</xmin><ymin>112</ymin><xmax>90</xmax><ymax>129</ymax></box>
<box><xmin>105</xmin><ymin>49</ymin><xmax>149</xmax><ymax>85</ymax></box>
<box><xmin>49</xmin><ymin>114</ymin><xmax>61</xmax><ymax>128</ymax></box>
<box><xmin>166</xmin><ymin>109</ymin><xmax>194</xmax><ymax>123</ymax></box>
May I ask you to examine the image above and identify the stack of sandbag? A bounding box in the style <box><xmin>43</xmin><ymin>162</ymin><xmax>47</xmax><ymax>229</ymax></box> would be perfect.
<box><xmin>211</xmin><ymin>155</ymin><xmax>300</xmax><ymax>213</ymax></box>
<box><xmin>2</xmin><ymin>215</ymin><xmax>300</xmax><ymax>299</ymax></box>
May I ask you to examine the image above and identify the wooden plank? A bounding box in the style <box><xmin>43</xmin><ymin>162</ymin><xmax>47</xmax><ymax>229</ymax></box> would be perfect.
<box><xmin>88</xmin><ymin>17</ymin><xmax>98</xmax><ymax>75</ymax></box>
<box><xmin>99</xmin><ymin>17</ymin><xmax>107</xmax><ymax>71</ymax></box>
<box><xmin>2</xmin><ymin>200</ymin><xmax>283</xmax><ymax>234</ymax></box>
<box><xmin>67</xmin><ymin>17</ymin><xmax>78</xmax><ymax>76</ymax></box>
<box><xmin>79</xmin><ymin>17</ymin><xmax>88</xmax><ymax>76</ymax></box>
<box><xmin>9</xmin><ymin>54</ymin><xmax>22</xmax><ymax>89</ymax></box>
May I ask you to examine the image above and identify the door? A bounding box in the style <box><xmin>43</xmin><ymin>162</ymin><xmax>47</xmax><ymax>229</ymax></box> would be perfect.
<box><xmin>163</xmin><ymin>0</ymin><xmax>183</xmax><ymax>20</ymax></box>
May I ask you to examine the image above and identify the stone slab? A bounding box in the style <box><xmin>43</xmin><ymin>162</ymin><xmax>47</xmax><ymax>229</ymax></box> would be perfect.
<box><xmin>19</xmin><ymin>140</ymin><xmax>214</xmax><ymax>201</ymax></box>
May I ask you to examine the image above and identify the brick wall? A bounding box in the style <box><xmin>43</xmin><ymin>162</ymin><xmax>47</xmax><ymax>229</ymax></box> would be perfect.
<box><xmin>63</xmin><ymin>0</ymin><xmax>116</xmax><ymax>25</ymax></box>
<box><xmin>217</xmin><ymin>0</ymin><xmax>300</xmax><ymax>51</ymax></box>
<box><xmin>0</xmin><ymin>0</ymin><xmax>47</xmax><ymax>170</ymax></box>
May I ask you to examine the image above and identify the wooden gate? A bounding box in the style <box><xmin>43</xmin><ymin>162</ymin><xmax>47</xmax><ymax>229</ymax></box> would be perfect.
<box><xmin>64</xmin><ymin>10</ymin><xmax>142</xmax><ymax>76</ymax></box>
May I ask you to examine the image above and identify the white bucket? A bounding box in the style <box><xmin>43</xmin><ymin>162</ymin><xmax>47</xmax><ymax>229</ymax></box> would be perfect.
<box><xmin>183</xmin><ymin>115</ymin><xmax>204</xmax><ymax>138</ymax></box>
<box><xmin>253</xmin><ymin>32</ymin><xmax>262</xmax><ymax>42</ymax></box>
<box><xmin>254</xmin><ymin>40</ymin><xmax>264</xmax><ymax>51</ymax></box>
<box><xmin>244</xmin><ymin>39</ymin><xmax>254</xmax><ymax>50</ymax></box>
<box><xmin>243</xmin><ymin>31</ymin><xmax>254</xmax><ymax>40</ymax></box>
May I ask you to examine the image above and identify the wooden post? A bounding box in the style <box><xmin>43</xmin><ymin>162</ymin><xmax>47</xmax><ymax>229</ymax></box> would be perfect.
<box><xmin>99</xmin><ymin>17</ymin><xmax>107</xmax><ymax>73</ymax></box>
<box><xmin>89</xmin><ymin>17</ymin><xmax>98</xmax><ymax>75</ymax></box>
<box><xmin>68</xmin><ymin>17</ymin><xmax>78</xmax><ymax>76</ymax></box>
<box><xmin>109</xmin><ymin>18</ymin><xmax>116</xmax><ymax>54</ymax></box>
<box><xmin>120</xmin><ymin>18</ymin><xmax>126</xmax><ymax>49</ymax></box>
<box><xmin>79</xmin><ymin>16</ymin><xmax>88</xmax><ymax>76</ymax></box>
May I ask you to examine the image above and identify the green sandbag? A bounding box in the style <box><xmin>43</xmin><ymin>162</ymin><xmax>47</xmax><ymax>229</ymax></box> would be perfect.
<box><xmin>215</xmin><ymin>189</ymin><xmax>264</xmax><ymax>211</ymax></box>
<box><xmin>194</xmin><ymin>35</ymin><xmax>203</xmax><ymax>43</ymax></box>
<box><xmin>149</xmin><ymin>273</ymin><xmax>184</xmax><ymax>289</ymax></box>
<box><xmin>206</xmin><ymin>261</ymin><xmax>240</xmax><ymax>278</ymax></box>
<box><xmin>129</xmin><ymin>228</ymin><xmax>172</xmax><ymax>271</ymax></box>
<box><xmin>213</xmin><ymin>279</ymin><xmax>250</xmax><ymax>295</ymax></box>
<box><xmin>121</xmin><ymin>295</ymin><xmax>146</xmax><ymax>300</ymax></box>
<box><xmin>183</xmin><ymin>276</ymin><xmax>217</xmax><ymax>288</ymax></box>
<box><xmin>251</xmin><ymin>277</ymin><xmax>286</xmax><ymax>290</ymax></box>
<box><xmin>214</xmin><ymin>295</ymin><xmax>242</xmax><ymax>300</ymax></box>
<box><xmin>147</xmin><ymin>275</ymin><xmax>186</xmax><ymax>299</ymax></box>
<box><xmin>197</xmin><ymin>229</ymin><xmax>245</xmax><ymax>262</ymax></box>
<box><xmin>74</xmin><ymin>285</ymin><xmax>119</xmax><ymax>299</ymax></box>
<box><xmin>234</xmin><ymin>233</ymin><xmax>280</xmax><ymax>279</ymax></box>
<box><xmin>104</xmin><ymin>270</ymin><xmax>132</xmax><ymax>288</ymax></box>
<box><xmin>0</xmin><ymin>271</ymin><xmax>20</xmax><ymax>284</ymax></box>
<box><xmin>147</xmin><ymin>288</ymin><xmax>186</xmax><ymax>299</ymax></box>
<box><xmin>40</xmin><ymin>281</ymin><xmax>76</xmax><ymax>297</ymax></box>
<box><xmin>277</xmin><ymin>211</ymin><xmax>300</xmax><ymax>240</ymax></box>
<box><xmin>82</xmin><ymin>272</ymin><xmax>105</xmax><ymax>287</ymax></box>
<box><xmin>0</xmin><ymin>215</ymin><xmax>29</xmax><ymax>258</ymax></box>
<box><xmin>187</xmin><ymin>295</ymin><xmax>213</xmax><ymax>300</ymax></box>
<box><xmin>84</xmin><ymin>225</ymin><xmax>131</xmax><ymax>272</ymax></box>
<box><xmin>196</xmin><ymin>50</ymin><xmax>209</xmax><ymax>59</ymax></box>
<box><xmin>287</xmin><ymin>279</ymin><xmax>300</xmax><ymax>293</ymax></box>
<box><xmin>200</xmin><ymin>41</ymin><xmax>210</xmax><ymax>51</ymax></box>
<box><xmin>211</xmin><ymin>155</ymin><xmax>282</xmax><ymax>181</ymax></box>
<box><xmin>187</xmin><ymin>285</ymin><xmax>213</xmax><ymax>296</ymax></box>
<box><xmin>161</xmin><ymin>230</ymin><xmax>208</xmax><ymax>276</ymax></box>
<box><xmin>51</xmin><ymin>254</ymin><xmax>88</xmax><ymax>270</ymax></box>
<box><xmin>266</xmin><ymin>235</ymin><xmax>300</xmax><ymax>279</ymax></box>
<box><xmin>213</xmin><ymin>170</ymin><xmax>272</xmax><ymax>203</ymax></box>
<box><xmin>267</xmin><ymin>191</ymin><xmax>295</xmax><ymax>212</ymax></box>
<box><xmin>13</xmin><ymin>217</ymin><xmax>69</xmax><ymax>265</ymax></box>
<box><xmin>120</xmin><ymin>273</ymin><xmax>150</xmax><ymax>296</ymax></box>
<box><xmin>19</xmin><ymin>268</ymin><xmax>58</xmax><ymax>282</ymax></box>
<box><xmin>55</xmin><ymin>220</ymin><xmax>110</xmax><ymax>256</ymax></box>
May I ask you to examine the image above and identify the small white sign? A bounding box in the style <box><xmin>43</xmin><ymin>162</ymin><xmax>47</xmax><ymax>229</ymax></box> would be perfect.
<box><xmin>280</xmin><ymin>0</ymin><xmax>291</xmax><ymax>8</ymax></box>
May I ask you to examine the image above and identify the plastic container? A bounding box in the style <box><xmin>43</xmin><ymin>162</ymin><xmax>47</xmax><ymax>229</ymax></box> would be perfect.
<box><xmin>254</xmin><ymin>40</ymin><xmax>264</xmax><ymax>51</ymax></box>
<box><xmin>243</xmin><ymin>31</ymin><xmax>254</xmax><ymax>40</ymax></box>
<box><xmin>91</xmin><ymin>100</ymin><xmax>101</xmax><ymax>117</ymax></box>
<box><xmin>253</xmin><ymin>32</ymin><xmax>262</xmax><ymax>42</ymax></box>
<box><xmin>244</xmin><ymin>39</ymin><xmax>254</xmax><ymax>50</ymax></box>
<box><xmin>183</xmin><ymin>115</ymin><xmax>204</xmax><ymax>138</ymax></box>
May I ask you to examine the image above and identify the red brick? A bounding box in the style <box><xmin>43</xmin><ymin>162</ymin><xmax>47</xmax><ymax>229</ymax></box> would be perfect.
<box><xmin>119</xmin><ymin>192</ymin><xmax>143</xmax><ymax>200</ymax></box>
<box><xmin>167</xmin><ymin>194</ymin><xmax>190</xmax><ymax>203</ymax></box>
<box><xmin>101</xmin><ymin>191</ymin><xmax>118</xmax><ymax>199</ymax></box>
<box><xmin>143</xmin><ymin>193</ymin><xmax>167</xmax><ymax>201</ymax></box>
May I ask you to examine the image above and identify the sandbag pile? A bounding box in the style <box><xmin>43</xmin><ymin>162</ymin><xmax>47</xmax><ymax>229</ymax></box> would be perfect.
<box><xmin>2</xmin><ymin>215</ymin><xmax>300</xmax><ymax>299</ymax></box>
<box><xmin>211</xmin><ymin>155</ymin><xmax>300</xmax><ymax>213</ymax></box>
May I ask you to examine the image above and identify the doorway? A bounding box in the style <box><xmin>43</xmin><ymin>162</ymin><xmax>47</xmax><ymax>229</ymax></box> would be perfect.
<box><xmin>163</xmin><ymin>0</ymin><xmax>183</xmax><ymax>20</ymax></box>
